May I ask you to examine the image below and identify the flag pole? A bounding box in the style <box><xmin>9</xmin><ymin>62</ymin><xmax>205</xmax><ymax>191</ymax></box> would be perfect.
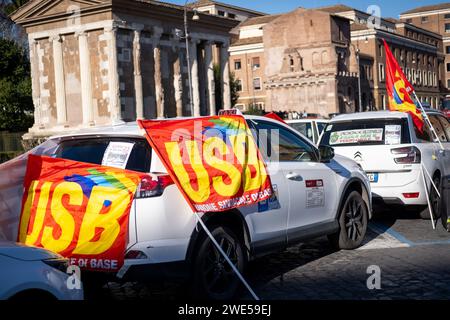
<box><xmin>420</xmin><ymin>164</ymin><xmax>437</xmax><ymax>230</ymax></box>
<box><xmin>412</xmin><ymin>91</ymin><xmax>444</xmax><ymax>151</ymax></box>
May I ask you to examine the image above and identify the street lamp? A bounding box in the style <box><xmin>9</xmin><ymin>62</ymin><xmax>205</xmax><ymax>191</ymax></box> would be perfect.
<box><xmin>350</xmin><ymin>43</ymin><xmax>363</xmax><ymax>113</ymax></box>
<box><xmin>183</xmin><ymin>1</ymin><xmax>200</xmax><ymax>117</ymax></box>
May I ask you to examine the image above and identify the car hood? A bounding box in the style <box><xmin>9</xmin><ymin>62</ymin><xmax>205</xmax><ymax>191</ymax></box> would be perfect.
<box><xmin>0</xmin><ymin>241</ymin><xmax>61</xmax><ymax>261</ymax></box>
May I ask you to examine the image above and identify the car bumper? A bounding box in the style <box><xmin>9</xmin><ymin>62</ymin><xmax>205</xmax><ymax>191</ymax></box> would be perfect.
<box><xmin>371</xmin><ymin>171</ymin><xmax>427</xmax><ymax>206</ymax></box>
<box><xmin>118</xmin><ymin>238</ymin><xmax>191</xmax><ymax>281</ymax></box>
<box><xmin>118</xmin><ymin>261</ymin><xmax>189</xmax><ymax>282</ymax></box>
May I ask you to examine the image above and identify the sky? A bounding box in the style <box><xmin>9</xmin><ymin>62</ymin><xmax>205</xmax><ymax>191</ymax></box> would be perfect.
<box><xmin>169</xmin><ymin>0</ymin><xmax>442</xmax><ymax>19</ymax></box>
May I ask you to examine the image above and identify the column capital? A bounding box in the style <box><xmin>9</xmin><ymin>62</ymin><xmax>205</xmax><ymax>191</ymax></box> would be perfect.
<box><xmin>104</xmin><ymin>26</ymin><xmax>118</xmax><ymax>33</ymax></box>
<box><xmin>49</xmin><ymin>34</ymin><xmax>63</xmax><ymax>42</ymax></box>
<box><xmin>75</xmin><ymin>30</ymin><xmax>88</xmax><ymax>39</ymax></box>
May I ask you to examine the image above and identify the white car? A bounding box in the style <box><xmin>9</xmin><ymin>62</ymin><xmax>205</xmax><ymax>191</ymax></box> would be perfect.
<box><xmin>0</xmin><ymin>241</ymin><xmax>83</xmax><ymax>300</ymax></box>
<box><xmin>286</xmin><ymin>119</ymin><xmax>329</xmax><ymax>145</ymax></box>
<box><xmin>12</xmin><ymin>115</ymin><xmax>371</xmax><ymax>299</ymax></box>
<box><xmin>320</xmin><ymin>110</ymin><xmax>450</xmax><ymax>224</ymax></box>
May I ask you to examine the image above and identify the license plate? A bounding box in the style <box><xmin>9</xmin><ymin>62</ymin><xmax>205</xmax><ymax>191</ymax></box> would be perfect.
<box><xmin>367</xmin><ymin>173</ymin><xmax>379</xmax><ymax>183</ymax></box>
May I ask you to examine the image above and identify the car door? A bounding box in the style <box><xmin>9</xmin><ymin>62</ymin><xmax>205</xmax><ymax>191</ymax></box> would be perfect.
<box><xmin>250</xmin><ymin>119</ymin><xmax>340</xmax><ymax>245</ymax></box>
<box><xmin>238</xmin><ymin>120</ymin><xmax>290</xmax><ymax>255</ymax></box>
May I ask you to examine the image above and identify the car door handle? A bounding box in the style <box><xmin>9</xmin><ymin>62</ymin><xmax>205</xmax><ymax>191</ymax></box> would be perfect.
<box><xmin>286</xmin><ymin>173</ymin><xmax>303</xmax><ymax>182</ymax></box>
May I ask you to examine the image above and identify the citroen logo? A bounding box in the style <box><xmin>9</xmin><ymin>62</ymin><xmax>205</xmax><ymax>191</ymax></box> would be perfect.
<box><xmin>354</xmin><ymin>151</ymin><xmax>363</xmax><ymax>162</ymax></box>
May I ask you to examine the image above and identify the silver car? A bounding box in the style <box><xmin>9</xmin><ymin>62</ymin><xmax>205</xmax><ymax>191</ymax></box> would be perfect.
<box><xmin>0</xmin><ymin>241</ymin><xmax>83</xmax><ymax>300</ymax></box>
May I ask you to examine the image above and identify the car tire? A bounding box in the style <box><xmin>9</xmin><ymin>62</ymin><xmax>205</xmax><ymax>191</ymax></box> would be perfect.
<box><xmin>191</xmin><ymin>226</ymin><xmax>245</xmax><ymax>300</ymax></box>
<box><xmin>419</xmin><ymin>176</ymin><xmax>442</xmax><ymax>220</ymax></box>
<box><xmin>328</xmin><ymin>191</ymin><xmax>368</xmax><ymax>250</ymax></box>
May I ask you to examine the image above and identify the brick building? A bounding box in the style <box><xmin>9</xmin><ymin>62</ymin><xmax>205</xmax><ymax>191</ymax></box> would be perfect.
<box><xmin>400</xmin><ymin>3</ymin><xmax>450</xmax><ymax>96</ymax></box>
<box><xmin>12</xmin><ymin>0</ymin><xmax>238</xmax><ymax>142</ymax></box>
<box><xmin>230</xmin><ymin>8</ymin><xmax>359</xmax><ymax>117</ymax></box>
<box><xmin>319</xmin><ymin>5</ymin><xmax>445</xmax><ymax>110</ymax></box>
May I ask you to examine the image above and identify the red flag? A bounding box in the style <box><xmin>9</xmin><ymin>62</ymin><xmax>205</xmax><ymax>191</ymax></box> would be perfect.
<box><xmin>383</xmin><ymin>39</ymin><xmax>424</xmax><ymax>132</ymax></box>
<box><xmin>138</xmin><ymin>116</ymin><xmax>274</xmax><ymax>213</ymax></box>
<box><xmin>265</xmin><ymin>112</ymin><xmax>286</xmax><ymax>124</ymax></box>
<box><xmin>18</xmin><ymin>155</ymin><xmax>144</xmax><ymax>272</ymax></box>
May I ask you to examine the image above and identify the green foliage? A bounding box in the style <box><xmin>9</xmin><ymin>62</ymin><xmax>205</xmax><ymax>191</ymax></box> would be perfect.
<box><xmin>0</xmin><ymin>38</ymin><xmax>33</xmax><ymax>132</ymax></box>
<box><xmin>244</xmin><ymin>104</ymin><xmax>265</xmax><ymax>116</ymax></box>
<box><xmin>2</xmin><ymin>0</ymin><xmax>29</xmax><ymax>15</ymax></box>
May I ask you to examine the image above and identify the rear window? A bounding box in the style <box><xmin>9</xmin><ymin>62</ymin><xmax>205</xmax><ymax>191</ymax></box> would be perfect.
<box><xmin>321</xmin><ymin>119</ymin><xmax>411</xmax><ymax>147</ymax></box>
<box><xmin>53</xmin><ymin>138</ymin><xmax>151</xmax><ymax>173</ymax></box>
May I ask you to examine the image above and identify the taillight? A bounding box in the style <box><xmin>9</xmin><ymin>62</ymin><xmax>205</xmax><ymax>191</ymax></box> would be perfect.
<box><xmin>391</xmin><ymin>146</ymin><xmax>421</xmax><ymax>164</ymax></box>
<box><xmin>403</xmin><ymin>192</ymin><xmax>420</xmax><ymax>199</ymax></box>
<box><xmin>136</xmin><ymin>174</ymin><xmax>174</xmax><ymax>199</ymax></box>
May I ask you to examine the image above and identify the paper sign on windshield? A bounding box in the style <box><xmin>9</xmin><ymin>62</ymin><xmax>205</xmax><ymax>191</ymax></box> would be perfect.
<box><xmin>18</xmin><ymin>155</ymin><xmax>144</xmax><ymax>272</ymax></box>
<box><xmin>102</xmin><ymin>142</ymin><xmax>135</xmax><ymax>169</ymax></box>
<box><xmin>329</xmin><ymin>129</ymin><xmax>384</xmax><ymax>145</ymax></box>
<box><xmin>138</xmin><ymin>116</ymin><xmax>273</xmax><ymax>213</ymax></box>
<box><xmin>385</xmin><ymin>125</ymin><xmax>402</xmax><ymax>145</ymax></box>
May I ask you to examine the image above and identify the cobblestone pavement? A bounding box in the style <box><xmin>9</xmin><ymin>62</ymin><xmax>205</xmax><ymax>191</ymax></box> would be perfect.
<box><xmin>92</xmin><ymin>210</ymin><xmax>450</xmax><ymax>300</ymax></box>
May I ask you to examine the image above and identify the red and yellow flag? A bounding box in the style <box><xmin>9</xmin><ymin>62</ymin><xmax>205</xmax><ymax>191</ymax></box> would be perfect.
<box><xmin>138</xmin><ymin>116</ymin><xmax>273</xmax><ymax>213</ymax></box>
<box><xmin>18</xmin><ymin>155</ymin><xmax>144</xmax><ymax>272</ymax></box>
<box><xmin>383</xmin><ymin>39</ymin><xmax>424</xmax><ymax>132</ymax></box>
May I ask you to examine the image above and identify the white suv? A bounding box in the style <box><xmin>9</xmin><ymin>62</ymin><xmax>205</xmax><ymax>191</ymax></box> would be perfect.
<box><xmin>16</xmin><ymin>116</ymin><xmax>371</xmax><ymax>299</ymax></box>
<box><xmin>320</xmin><ymin>110</ymin><xmax>450</xmax><ymax>225</ymax></box>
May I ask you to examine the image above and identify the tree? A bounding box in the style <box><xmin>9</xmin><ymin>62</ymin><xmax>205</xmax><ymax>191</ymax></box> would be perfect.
<box><xmin>0</xmin><ymin>38</ymin><xmax>33</xmax><ymax>132</ymax></box>
<box><xmin>0</xmin><ymin>0</ymin><xmax>28</xmax><ymax>46</ymax></box>
<box><xmin>1</xmin><ymin>0</ymin><xmax>29</xmax><ymax>15</ymax></box>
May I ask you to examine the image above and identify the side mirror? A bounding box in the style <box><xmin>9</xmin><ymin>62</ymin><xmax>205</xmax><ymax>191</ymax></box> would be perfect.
<box><xmin>319</xmin><ymin>145</ymin><xmax>335</xmax><ymax>163</ymax></box>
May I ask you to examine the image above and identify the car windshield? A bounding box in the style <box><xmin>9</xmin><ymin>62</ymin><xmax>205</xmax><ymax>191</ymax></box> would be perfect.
<box><xmin>321</xmin><ymin>118</ymin><xmax>411</xmax><ymax>147</ymax></box>
<box><xmin>288</xmin><ymin>122</ymin><xmax>314</xmax><ymax>141</ymax></box>
<box><xmin>51</xmin><ymin>137</ymin><xmax>152</xmax><ymax>173</ymax></box>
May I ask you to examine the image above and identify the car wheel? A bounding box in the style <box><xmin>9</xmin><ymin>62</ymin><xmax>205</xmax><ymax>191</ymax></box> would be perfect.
<box><xmin>419</xmin><ymin>176</ymin><xmax>442</xmax><ymax>220</ymax></box>
<box><xmin>328</xmin><ymin>191</ymin><xmax>368</xmax><ymax>250</ymax></box>
<box><xmin>192</xmin><ymin>226</ymin><xmax>245</xmax><ymax>300</ymax></box>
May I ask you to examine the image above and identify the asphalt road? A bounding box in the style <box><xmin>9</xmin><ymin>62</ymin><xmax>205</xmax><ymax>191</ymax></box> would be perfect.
<box><xmin>93</xmin><ymin>209</ymin><xmax>450</xmax><ymax>300</ymax></box>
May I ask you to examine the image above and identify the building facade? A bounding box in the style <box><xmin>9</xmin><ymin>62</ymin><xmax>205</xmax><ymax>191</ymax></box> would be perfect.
<box><xmin>12</xmin><ymin>0</ymin><xmax>238</xmax><ymax>141</ymax></box>
<box><xmin>400</xmin><ymin>3</ymin><xmax>450</xmax><ymax>96</ymax></box>
<box><xmin>191</xmin><ymin>0</ymin><xmax>265</xmax><ymax>22</ymax></box>
<box><xmin>230</xmin><ymin>8</ymin><xmax>359</xmax><ymax>117</ymax></box>
<box><xmin>316</xmin><ymin>5</ymin><xmax>445</xmax><ymax>110</ymax></box>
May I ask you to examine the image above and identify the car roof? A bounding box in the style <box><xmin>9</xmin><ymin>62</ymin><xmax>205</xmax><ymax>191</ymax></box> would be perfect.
<box><xmin>286</xmin><ymin>119</ymin><xmax>329</xmax><ymax>123</ymax></box>
<box><xmin>330</xmin><ymin>111</ymin><xmax>408</xmax><ymax>122</ymax></box>
<box><xmin>49</xmin><ymin>115</ymin><xmax>295</xmax><ymax>140</ymax></box>
<box><xmin>330</xmin><ymin>109</ymin><xmax>447</xmax><ymax>123</ymax></box>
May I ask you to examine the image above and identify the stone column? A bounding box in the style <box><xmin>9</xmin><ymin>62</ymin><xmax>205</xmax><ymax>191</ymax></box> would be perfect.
<box><xmin>105</xmin><ymin>26</ymin><xmax>122</xmax><ymax>123</ymax></box>
<box><xmin>51</xmin><ymin>35</ymin><xmax>67</xmax><ymax>126</ymax></box>
<box><xmin>133</xmin><ymin>29</ymin><xmax>144</xmax><ymax>120</ymax></box>
<box><xmin>29</xmin><ymin>39</ymin><xmax>43</xmax><ymax>129</ymax></box>
<box><xmin>173</xmin><ymin>52</ymin><xmax>183</xmax><ymax>117</ymax></box>
<box><xmin>153</xmin><ymin>28</ymin><xmax>164</xmax><ymax>118</ymax></box>
<box><xmin>77</xmin><ymin>31</ymin><xmax>94</xmax><ymax>126</ymax></box>
<box><xmin>204</xmin><ymin>41</ymin><xmax>216</xmax><ymax>116</ymax></box>
<box><xmin>190</xmin><ymin>38</ymin><xmax>201</xmax><ymax>117</ymax></box>
<box><xmin>220</xmin><ymin>43</ymin><xmax>231</xmax><ymax>110</ymax></box>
